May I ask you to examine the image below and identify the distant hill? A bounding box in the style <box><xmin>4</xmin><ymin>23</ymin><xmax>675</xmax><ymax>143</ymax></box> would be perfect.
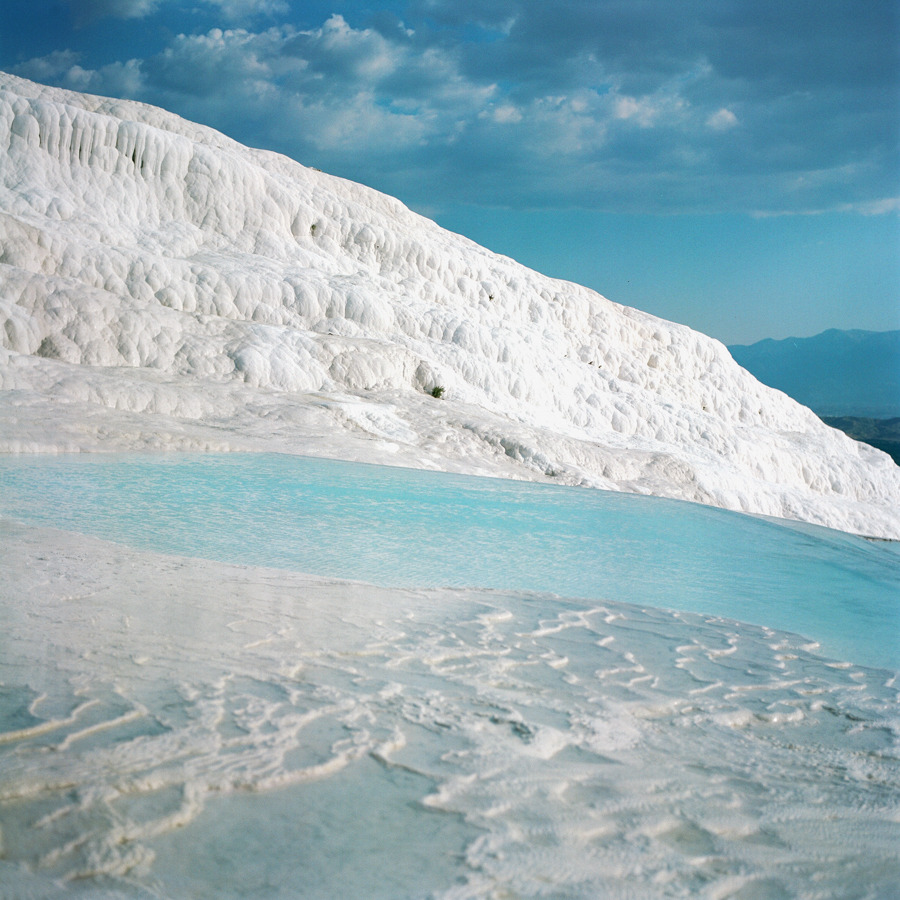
<box><xmin>728</xmin><ymin>329</ymin><xmax>900</xmax><ymax>419</ymax></box>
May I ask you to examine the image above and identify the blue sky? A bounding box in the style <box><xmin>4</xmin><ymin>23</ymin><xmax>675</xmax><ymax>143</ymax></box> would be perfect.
<box><xmin>2</xmin><ymin>0</ymin><xmax>898</xmax><ymax>344</ymax></box>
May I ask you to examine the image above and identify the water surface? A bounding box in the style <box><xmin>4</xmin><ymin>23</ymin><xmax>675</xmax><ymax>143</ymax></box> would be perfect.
<box><xmin>1</xmin><ymin>452</ymin><xmax>897</xmax><ymax>668</ymax></box>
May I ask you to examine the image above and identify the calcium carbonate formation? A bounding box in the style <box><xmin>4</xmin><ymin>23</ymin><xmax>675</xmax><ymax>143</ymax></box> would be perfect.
<box><xmin>1</xmin><ymin>72</ymin><xmax>898</xmax><ymax>538</ymax></box>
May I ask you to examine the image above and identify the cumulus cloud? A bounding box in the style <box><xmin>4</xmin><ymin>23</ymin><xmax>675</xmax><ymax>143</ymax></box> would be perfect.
<box><xmin>707</xmin><ymin>108</ymin><xmax>738</xmax><ymax>131</ymax></box>
<box><xmin>146</xmin><ymin>28</ymin><xmax>278</xmax><ymax>98</ymax></box>
<box><xmin>12</xmin><ymin>50</ymin><xmax>145</xmax><ymax>98</ymax></box>
<box><xmin>283</xmin><ymin>14</ymin><xmax>400</xmax><ymax>82</ymax></box>
<box><xmin>11</xmin><ymin>0</ymin><xmax>898</xmax><ymax>216</ymax></box>
<box><xmin>12</xmin><ymin>50</ymin><xmax>82</xmax><ymax>84</ymax></box>
<box><xmin>204</xmin><ymin>0</ymin><xmax>290</xmax><ymax>21</ymax></box>
<box><xmin>489</xmin><ymin>104</ymin><xmax>522</xmax><ymax>124</ymax></box>
<box><xmin>65</xmin><ymin>0</ymin><xmax>160</xmax><ymax>22</ymax></box>
<box><xmin>613</xmin><ymin>95</ymin><xmax>677</xmax><ymax>128</ymax></box>
<box><xmin>66</xmin><ymin>0</ymin><xmax>289</xmax><ymax>23</ymax></box>
<box><xmin>403</xmin><ymin>0</ymin><xmax>899</xmax><ymax>211</ymax></box>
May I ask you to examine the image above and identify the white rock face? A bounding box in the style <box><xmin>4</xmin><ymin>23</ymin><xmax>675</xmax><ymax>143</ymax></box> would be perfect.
<box><xmin>1</xmin><ymin>72</ymin><xmax>899</xmax><ymax>537</ymax></box>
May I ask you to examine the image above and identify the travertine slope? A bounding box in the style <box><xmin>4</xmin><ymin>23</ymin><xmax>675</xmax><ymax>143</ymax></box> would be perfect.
<box><xmin>2</xmin><ymin>72</ymin><xmax>898</xmax><ymax>537</ymax></box>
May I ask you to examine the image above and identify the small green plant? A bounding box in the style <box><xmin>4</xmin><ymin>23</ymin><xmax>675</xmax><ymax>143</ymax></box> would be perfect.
<box><xmin>430</xmin><ymin>385</ymin><xmax>445</xmax><ymax>399</ymax></box>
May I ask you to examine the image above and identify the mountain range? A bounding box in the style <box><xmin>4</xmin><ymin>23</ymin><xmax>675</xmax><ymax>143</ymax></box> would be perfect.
<box><xmin>1</xmin><ymin>72</ymin><xmax>899</xmax><ymax>538</ymax></box>
<box><xmin>729</xmin><ymin>329</ymin><xmax>900</xmax><ymax>419</ymax></box>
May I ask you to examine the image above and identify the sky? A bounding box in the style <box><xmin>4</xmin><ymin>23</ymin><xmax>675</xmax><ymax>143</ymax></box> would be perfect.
<box><xmin>1</xmin><ymin>0</ymin><xmax>898</xmax><ymax>345</ymax></box>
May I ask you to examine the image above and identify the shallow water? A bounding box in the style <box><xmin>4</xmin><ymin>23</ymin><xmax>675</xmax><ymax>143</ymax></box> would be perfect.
<box><xmin>1</xmin><ymin>453</ymin><xmax>899</xmax><ymax>899</ymax></box>
<box><xmin>0</xmin><ymin>452</ymin><xmax>897</xmax><ymax>668</ymax></box>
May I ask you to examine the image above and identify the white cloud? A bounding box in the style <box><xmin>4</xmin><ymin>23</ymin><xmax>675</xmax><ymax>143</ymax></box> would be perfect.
<box><xmin>289</xmin><ymin>91</ymin><xmax>429</xmax><ymax>154</ymax></box>
<box><xmin>707</xmin><ymin>108</ymin><xmax>738</xmax><ymax>131</ymax></box>
<box><xmin>491</xmin><ymin>104</ymin><xmax>522</xmax><ymax>124</ymax></box>
<box><xmin>311</xmin><ymin>14</ymin><xmax>398</xmax><ymax>80</ymax></box>
<box><xmin>203</xmin><ymin>0</ymin><xmax>289</xmax><ymax>20</ymax></box>
<box><xmin>14</xmin><ymin>51</ymin><xmax>146</xmax><ymax>98</ymax></box>
<box><xmin>613</xmin><ymin>93</ymin><xmax>686</xmax><ymax>129</ymax></box>
<box><xmin>519</xmin><ymin>93</ymin><xmax>608</xmax><ymax>157</ymax></box>
<box><xmin>840</xmin><ymin>197</ymin><xmax>900</xmax><ymax>216</ymax></box>
<box><xmin>17</xmin><ymin>3</ymin><xmax>894</xmax><ymax>216</ymax></box>
<box><xmin>614</xmin><ymin>96</ymin><xmax>648</xmax><ymax>123</ymax></box>
<box><xmin>144</xmin><ymin>27</ymin><xmax>287</xmax><ymax>99</ymax></box>
<box><xmin>12</xmin><ymin>50</ymin><xmax>81</xmax><ymax>84</ymax></box>
<box><xmin>66</xmin><ymin>0</ymin><xmax>160</xmax><ymax>21</ymax></box>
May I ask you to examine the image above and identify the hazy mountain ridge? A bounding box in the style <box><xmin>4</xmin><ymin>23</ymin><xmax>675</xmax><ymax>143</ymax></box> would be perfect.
<box><xmin>2</xmin><ymin>72</ymin><xmax>899</xmax><ymax>538</ymax></box>
<box><xmin>729</xmin><ymin>329</ymin><xmax>900</xmax><ymax>419</ymax></box>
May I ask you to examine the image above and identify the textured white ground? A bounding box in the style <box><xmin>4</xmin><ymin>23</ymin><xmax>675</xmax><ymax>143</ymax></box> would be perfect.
<box><xmin>3</xmin><ymin>518</ymin><xmax>898</xmax><ymax>899</ymax></box>
<box><xmin>2</xmin><ymin>72</ymin><xmax>899</xmax><ymax>538</ymax></box>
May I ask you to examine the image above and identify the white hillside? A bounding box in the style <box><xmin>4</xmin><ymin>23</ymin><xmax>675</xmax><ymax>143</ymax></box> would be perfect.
<box><xmin>1</xmin><ymin>72</ymin><xmax>899</xmax><ymax>538</ymax></box>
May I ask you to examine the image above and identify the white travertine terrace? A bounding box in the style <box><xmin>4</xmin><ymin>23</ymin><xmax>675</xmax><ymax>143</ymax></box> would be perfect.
<box><xmin>2</xmin><ymin>72</ymin><xmax>898</xmax><ymax>538</ymax></box>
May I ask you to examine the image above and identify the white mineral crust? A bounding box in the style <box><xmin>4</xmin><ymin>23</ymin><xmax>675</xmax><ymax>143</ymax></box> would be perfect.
<box><xmin>1</xmin><ymin>72</ymin><xmax>898</xmax><ymax>538</ymax></box>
